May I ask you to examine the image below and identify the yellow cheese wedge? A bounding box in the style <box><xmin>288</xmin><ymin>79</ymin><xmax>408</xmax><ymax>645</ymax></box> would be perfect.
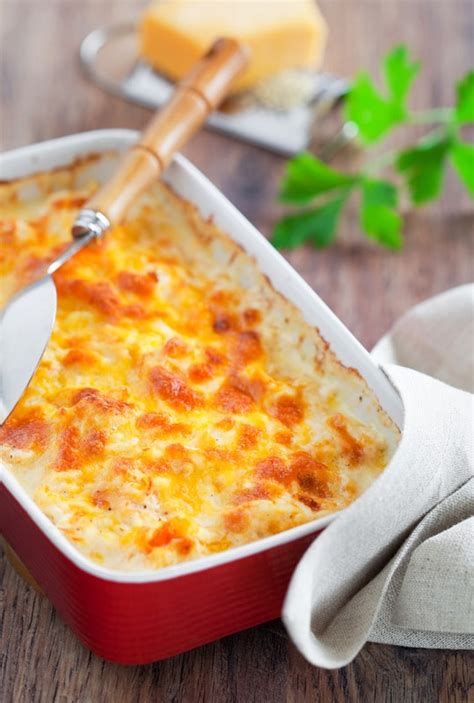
<box><xmin>139</xmin><ymin>0</ymin><xmax>328</xmax><ymax>92</ymax></box>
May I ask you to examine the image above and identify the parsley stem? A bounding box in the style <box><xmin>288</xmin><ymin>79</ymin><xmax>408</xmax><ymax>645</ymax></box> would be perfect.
<box><xmin>365</xmin><ymin>125</ymin><xmax>449</xmax><ymax>174</ymax></box>
<box><xmin>365</xmin><ymin>150</ymin><xmax>397</xmax><ymax>173</ymax></box>
<box><xmin>407</xmin><ymin>107</ymin><xmax>453</xmax><ymax>124</ymax></box>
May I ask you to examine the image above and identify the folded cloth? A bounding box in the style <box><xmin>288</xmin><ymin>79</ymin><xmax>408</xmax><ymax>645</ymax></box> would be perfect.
<box><xmin>282</xmin><ymin>284</ymin><xmax>474</xmax><ymax>668</ymax></box>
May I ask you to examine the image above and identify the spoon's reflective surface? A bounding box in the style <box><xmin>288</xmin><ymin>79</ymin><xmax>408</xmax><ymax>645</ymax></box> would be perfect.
<box><xmin>0</xmin><ymin>275</ymin><xmax>57</xmax><ymax>424</ymax></box>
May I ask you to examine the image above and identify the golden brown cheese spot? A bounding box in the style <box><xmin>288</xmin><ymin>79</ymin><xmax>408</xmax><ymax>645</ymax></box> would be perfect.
<box><xmin>91</xmin><ymin>489</ymin><xmax>111</xmax><ymax>510</ymax></box>
<box><xmin>56</xmin><ymin>426</ymin><xmax>80</xmax><ymax>471</ymax></box>
<box><xmin>176</xmin><ymin>537</ymin><xmax>194</xmax><ymax>556</ymax></box>
<box><xmin>153</xmin><ymin>444</ymin><xmax>194</xmax><ymax>476</ymax></box>
<box><xmin>223</xmin><ymin>509</ymin><xmax>249</xmax><ymax>534</ymax></box>
<box><xmin>55</xmin><ymin>425</ymin><xmax>107</xmax><ymax>471</ymax></box>
<box><xmin>56</xmin><ymin>276</ymin><xmax>122</xmax><ymax>319</ymax></box>
<box><xmin>188</xmin><ymin>362</ymin><xmax>214</xmax><ymax>383</ymax></box>
<box><xmin>296</xmin><ymin>494</ymin><xmax>321</xmax><ymax>511</ymax></box>
<box><xmin>0</xmin><ymin>413</ymin><xmax>50</xmax><ymax>451</ymax></box>
<box><xmin>209</xmin><ymin>289</ymin><xmax>235</xmax><ymax>305</ymax></box>
<box><xmin>63</xmin><ymin>336</ymin><xmax>86</xmax><ymax>349</ymax></box>
<box><xmin>214</xmin><ymin>374</ymin><xmax>262</xmax><ymax>414</ymax></box>
<box><xmin>163</xmin><ymin>442</ymin><xmax>190</xmax><ymax>461</ymax></box>
<box><xmin>29</xmin><ymin>213</ymin><xmax>49</xmax><ymax>239</ymax></box>
<box><xmin>255</xmin><ymin>456</ymin><xmax>289</xmax><ymax>483</ymax></box>
<box><xmin>116</xmin><ymin>270</ymin><xmax>158</xmax><ymax>298</ymax></box>
<box><xmin>71</xmin><ymin>387</ymin><xmax>132</xmax><ymax>415</ymax></box>
<box><xmin>204</xmin><ymin>446</ymin><xmax>239</xmax><ymax>463</ymax></box>
<box><xmin>205</xmin><ymin>347</ymin><xmax>226</xmax><ymax>366</ymax></box>
<box><xmin>328</xmin><ymin>414</ymin><xmax>365</xmax><ymax>464</ymax></box>
<box><xmin>242</xmin><ymin>308</ymin><xmax>261</xmax><ymax>326</ymax></box>
<box><xmin>149</xmin><ymin>365</ymin><xmax>203</xmax><ymax>409</ymax></box>
<box><xmin>136</xmin><ymin>412</ymin><xmax>165</xmax><ymax>428</ymax></box>
<box><xmin>232</xmin><ymin>330</ymin><xmax>262</xmax><ymax>366</ymax></box>
<box><xmin>61</xmin><ymin>349</ymin><xmax>97</xmax><ymax>367</ymax></box>
<box><xmin>272</xmin><ymin>393</ymin><xmax>305</xmax><ymax>427</ymax></box>
<box><xmin>274</xmin><ymin>430</ymin><xmax>292</xmax><ymax>446</ymax></box>
<box><xmin>290</xmin><ymin>452</ymin><xmax>332</xmax><ymax>498</ymax></box>
<box><xmin>148</xmin><ymin>523</ymin><xmax>175</xmax><ymax>549</ymax></box>
<box><xmin>56</xmin><ymin>274</ymin><xmax>147</xmax><ymax>321</ymax></box>
<box><xmin>163</xmin><ymin>337</ymin><xmax>189</xmax><ymax>358</ymax></box>
<box><xmin>148</xmin><ymin>517</ymin><xmax>188</xmax><ymax>549</ymax></box>
<box><xmin>237</xmin><ymin>424</ymin><xmax>261</xmax><ymax>449</ymax></box>
<box><xmin>0</xmin><ymin>220</ymin><xmax>16</xmax><ymax>264</ymax></box>
<box><xmin>233</xmin><ymin>484</ymin><xmax>271</xmax><ymax>505</ymax></box>
<box><xmin>136</xmin><ymin>411</ymin><xmax>189</xmax><ymax>435</ymax></box>
<box><xmin>112</xmin><ymin>457</ymin><xmax>134</xmax><ymax>475</ymax></box>
<box><xmin>212</xmin><ymin>311</ymin><xmax>238</xmax><ymax>333</ymax></box>
<box><xmin>144</xmin><ymin>459</ymin><xmax>170</xmax><ymax>475</ymax></box>
<box><xmin>215</xmin><ymin>417</ymin><xmax>235</xmax><ymax>431</ymax></box>
<box><xmin>51</xmin><ymin>195</ymin><xmax>88</xmax><ymax>210</ymax></box>
<box><xmin>123</xmin><ymin>302</ymin><xmax>147</xmax><ymax>319</ymax></box>
<box><xmin>0</xmin><ymin>218</ymin><xmax>15</xmax><ymax>241</ymax></box>
<box><xmin>82</xmin><ymin>428</ymin><xmax>107</xmax><ymax>457</ymax></box>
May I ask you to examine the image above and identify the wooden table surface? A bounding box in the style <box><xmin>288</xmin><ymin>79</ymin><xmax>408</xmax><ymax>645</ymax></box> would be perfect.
<box><xmin>1</xmin><ymin>1</ymin><xmax>473</xmax><ymax>701</ymax></box>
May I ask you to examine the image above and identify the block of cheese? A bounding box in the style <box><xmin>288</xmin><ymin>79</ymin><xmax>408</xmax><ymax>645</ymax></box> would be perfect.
<box><xmin>139</xmin><ymin>0</ymin><xmax>327</xmax><ymax>93</ymax></box>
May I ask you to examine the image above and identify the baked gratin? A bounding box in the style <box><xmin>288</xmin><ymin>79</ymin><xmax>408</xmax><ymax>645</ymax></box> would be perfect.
<box><xmin>0</xmin><ymin>157</ymin><xmax>399</xmax><ymax>571</ymax></box>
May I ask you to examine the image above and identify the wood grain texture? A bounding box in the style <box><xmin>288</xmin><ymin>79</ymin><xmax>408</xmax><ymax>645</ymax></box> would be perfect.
<box><xmin>1</xmin><ymin>1</ymin><xmax>473</xmax><ymax>701</ymax></box>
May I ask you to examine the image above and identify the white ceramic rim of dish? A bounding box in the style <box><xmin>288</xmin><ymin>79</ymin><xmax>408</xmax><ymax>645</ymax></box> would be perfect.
<box><xmin>0</xmin><ymin>130</ymin><xmax>404</xmax><ymax>584</ymax></box>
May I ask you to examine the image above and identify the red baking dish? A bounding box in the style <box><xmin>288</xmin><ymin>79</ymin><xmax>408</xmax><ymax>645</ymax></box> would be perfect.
<box><xmin>0</xmin><ymin>130</ymin><xmax>403</xmax><ymax>664</ymax></box>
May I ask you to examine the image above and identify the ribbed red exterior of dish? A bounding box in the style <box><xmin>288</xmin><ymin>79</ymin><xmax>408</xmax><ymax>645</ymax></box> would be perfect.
<box><xmin>0</xmin><ymin>484</ymin><xmax>320</xmax><ymax>664</ymax></box>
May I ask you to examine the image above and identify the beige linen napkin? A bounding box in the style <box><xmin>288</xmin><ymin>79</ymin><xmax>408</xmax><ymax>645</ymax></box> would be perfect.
<box><xmin>283</xmin><ymin>285</ymin><xmax>474</xmax><ymax>668</ymax></box>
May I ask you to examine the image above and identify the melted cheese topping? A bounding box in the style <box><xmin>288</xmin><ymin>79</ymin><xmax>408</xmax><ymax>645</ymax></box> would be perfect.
<box><xmin>0</xmin><ymin>162</ymin><xmax>399</xmax><ymax>571</ymax></box>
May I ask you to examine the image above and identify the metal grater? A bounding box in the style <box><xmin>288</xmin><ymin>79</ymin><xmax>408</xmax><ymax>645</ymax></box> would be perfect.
<box><xmin>80</xmin><ymin>24</ymin><xmax>352</xmax><ymax>157</ymax></box>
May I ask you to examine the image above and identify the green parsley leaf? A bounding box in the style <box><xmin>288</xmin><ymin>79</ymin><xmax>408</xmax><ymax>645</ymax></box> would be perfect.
<box><xmin>345</xmin><ymin>46</ymin><xmax>419</xmax><ymax>144</ymax></box>
<box><xmin>361</xmin><ymin>178</ymin><xmax>398</xmax><ymax>207</ymax></box>
<box><xmin>274</xmin><ymin>46</ymin><xmax>473</xmax><ymax>251</ymax></box>
<box><xmin>360</xmin><ymin>178</ymin><xmax>403</xmax><ymax>249</ymax></box>
<box><xmin>271</xmin><ymin>195</ymin><xmax>347</xmax><ymax>249</ymax></box>
<box><xmin>455</xmin><ymin>71</ymin><xmax>474</xmax><ymax>124</ymax></box>
<box><xmin>450</xmin><ymin>140</ymin><xmax>474</xmax><ymax>195</ymax></box>
<box><xmin>279</xmin><ymin>153</ymin><xmax>355</xmax><ymax>205</ymax></box>
<box><xmin>361</xmin><ymin>206</ymin><xmax>403</xmax><ymax>249</ymax></box>
<box><xmin>384</xmin><ymin>45</ymin><xmax>420</xmax><ymax>106</ymax></box>
<box><xmin>345</xmin><ymin>72</ymin><xmax>402</xmax><ymax>143</ymax></box>
<box><xmin>396</xmin><ymin>132</ymin><xmax>451</xmax><ymax>204</ymax></box>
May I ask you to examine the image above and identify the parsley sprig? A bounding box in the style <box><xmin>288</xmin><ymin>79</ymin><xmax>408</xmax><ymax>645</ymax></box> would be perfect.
<box><xmin>272</xmin><ymin>47</ymin><xmax>474</xmax><ymax>250</ymax></box>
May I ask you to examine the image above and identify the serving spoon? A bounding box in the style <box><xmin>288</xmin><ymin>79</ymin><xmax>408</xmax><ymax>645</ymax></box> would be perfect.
<box><xmin>0</xmin><ymin>38</ymin><xmax>248</xmax><ymax>425</ymax></box>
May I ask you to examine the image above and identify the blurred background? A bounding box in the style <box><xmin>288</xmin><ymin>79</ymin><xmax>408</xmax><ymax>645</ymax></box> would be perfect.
<box><xmin>1</xmin><ymin>4</ymin><xmax>472</xmax><ymax>356</ymax></box>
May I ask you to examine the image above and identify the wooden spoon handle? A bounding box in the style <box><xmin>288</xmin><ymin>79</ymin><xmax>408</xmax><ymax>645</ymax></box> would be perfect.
<box><xmin>73</xmin><ymin>38</ymin><xmax>248</xmax><ymax>235</ymax></box>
